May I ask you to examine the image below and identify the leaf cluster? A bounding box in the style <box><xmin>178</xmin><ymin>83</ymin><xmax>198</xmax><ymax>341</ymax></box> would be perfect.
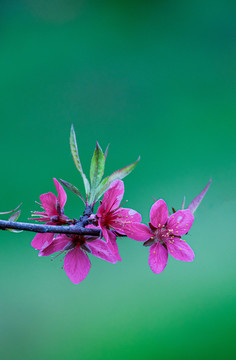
<box><xmin>60</xmin><ymin>125</ymin><xmax>140</xmax><ymax>206</ymax></box>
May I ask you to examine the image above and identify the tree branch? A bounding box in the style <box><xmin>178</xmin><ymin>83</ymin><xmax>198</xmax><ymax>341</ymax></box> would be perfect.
<box><xmin>0</xmin><ymin>220</ymin><xmax>101</xmax><ymax>237</ymax></box>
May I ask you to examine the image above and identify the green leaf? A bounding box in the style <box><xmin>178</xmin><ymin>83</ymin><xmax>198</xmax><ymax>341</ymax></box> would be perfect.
<box><xmin>7</xmin><ymin>210</ymin><xmax>23</xmax><ymax>232</ymax></box>
<box><xmin>7</xmin><ymin>228</ymin><xmax>23</xmax><ymax>233</ymax></box>
<box><xmin>104</xmin><ymin>144</ymin><xmax>110</xmax><ymax>160</ymax></box>
<box><xmin>95</xmin><ymin>156</ymin><xmax>140</xmax><ymax>201</ymax></box>
<box><xmin>59</xmin><ymin>179</ymin><xmax>85</xmax><ymax>204</ymax></box>
<box><xmin>90</xmin><ymin>142</ymin><xmax>105</xmax><ymax>190</ymax></box>
<box><xmin>70</xmin><ymin>125</ymin><xmax>90</xmax><ymax>197</ymax></box>
<box><xmin>8</xmin><ymin>210</ymin><xmax>21</xmax><ymax>222</ymax></box>
<box><xmin>89</xmin><ymin>142</ymin><xmax>106</xmax><ymax>205</ymax></box>
<box><xmin>0</xmin><ymin>203</ymin><xmax>22</xmax><ymax>215</ymax></box>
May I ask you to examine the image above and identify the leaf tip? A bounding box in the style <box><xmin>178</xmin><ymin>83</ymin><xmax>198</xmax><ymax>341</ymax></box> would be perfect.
<box><xmin>104</xmin><ymin>144</ymin><xmax>110</xmax><ymax>160</ymax></box>
<box><xmin>96</xmin><ymin>141</ymin><xmax>104</xmax><ymax>153</ymax></box>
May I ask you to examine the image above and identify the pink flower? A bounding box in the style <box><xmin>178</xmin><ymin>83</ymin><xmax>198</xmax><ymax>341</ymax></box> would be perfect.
<box><xmin>96</xmin><ymin>180</ymin><xmax>151</xmax><ymax>260</ymax></box>
<box><xmin>142</xmin><ymin>199</ymin><xmax>195</xmax><ymax>274</ymax></box>
<box><xmin>31</xmin><ymin>178</ymin><xmax>69</xmax><ymax>250</ymax></box>
<box><xmin>39</xmin><ymin>234</ymin><xmax>117</xmax><ymax>284</ymax></box>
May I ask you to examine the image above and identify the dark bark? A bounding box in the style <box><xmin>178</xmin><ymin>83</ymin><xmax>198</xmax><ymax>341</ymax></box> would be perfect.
<box><xmin>0</xmin><ymin>219</ymin><xmax>101</xmax><ymax>236</ymax></box>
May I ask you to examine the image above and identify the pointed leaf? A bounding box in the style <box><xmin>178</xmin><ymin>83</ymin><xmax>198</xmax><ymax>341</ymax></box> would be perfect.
<box><xmin>90</xmin><ymin>142</ymin><xmax>105</xmax><ymax>189</ymax></box>
<box><xmin>188</xmin><ymin>178</ymin><xmax>212</xmax><ymax>214</ymax></box>
<box><xmin>59</xmin><ymin>179</ymin><xmax>85</xmax><ymax>204</ymax></box>
<box><xmin>7</xmin><ymin>210</ymin><xmax>23</xmax><ymax>232</ymax></box>
<box><xmin>70</xmin><ymin>125</ymin><xmax>90</xmax><ymax>196</ymax></box>
<box><xmin>8</xmin><ymin>210</ymin><xmax>21</xmax><ymax>222</ymax></box>
<box><xmin>70</xmin><ymin>124</ymin><xmax>83</xmax><ymax>172</ymax></box>
<box><xmin>104</xmin><ymin>144</ymin><xmax>110</xmax><ymax>160</ymax></box>
<box><xmin>7</xmin><ymin>229</ymin><xmax>23</xmax><ymax>233</ymax></box>
<box><xmin>0</xmin><ymin>203</ymin><xmax>22</xmax><ymax>215</ymax></box>
<box><xmin>95</xmin><ymin>156</ymin><xmax>140</xmax><ymax>201</ymax></box>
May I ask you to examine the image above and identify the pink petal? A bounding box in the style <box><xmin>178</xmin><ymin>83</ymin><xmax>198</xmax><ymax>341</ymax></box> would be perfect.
<box><xmin>114</xmin><ymin>208</ymin><xmax>142</xmax><ymax>222</ymax></box>
<box><xmin>167</xmin><ymin>209</ymin><xmax>194</xmax><ymax>236</ymax></box>
<box><xmin>109</xmin><ymin>207</ymin><xmax>142</xmax><ymax>235</ymax></box>
<box><xmin>188</xmin><ymin>178</ymin><xmax>212</xmax><ymax>214</ymax></box>
<box><xmin>53</xmin><ymin>178</ymin><xmax>67</xmax><ymax>210</ymax></box>
<box><xmin>166</xmin><ymin>237</ymin><xmax>195</xmax><ymax>262</ymax></box>
<box><xmin>148</xmin><ymin>242</ymin><xmax>168</xmax><ymax>274</ymax></box>
<box><xmin>31</xmin><ymin>232</ymin><xmax>54</xmax><ymax>250</ymax></box>
<box><xmin>97</xmin><ymin>203</ymin><xmax>105</xmax><ymax>218</ymax></box>
<box><xmin>150</xmin><ymin>199</ymin><xmax>169</xmax><ymax>228</ymax></box>
<box><xmin>97</xmin><ymin>180</ymin><xmax>124</xmax><ymax>216</ymax></box>
<box><xmin>64</xmin><ymin>246</ymin><xmax>91</xmax><ymax>284</ymax></box>
<box><xmin>122</xmin><ymin>222</ymin><xmax>153</xmax><ymax>241</ymax></box>
<box><xmin>40</xmin><ymin>192</ymin><xmax>57</xmax><ymax>217</ymax></box>
<box><xmin>102</xmin><ymin>226</ymin><xmax>122</xmax><ymax>261</ymax></box>
<box><xmin>87</xmin><ymin>239</ymin><xmax>118</xmax><ymax>263</ymax></box>
<box><xmin>39</xmin><ymin>234</ymin><xmax>70</xmax><ymax>256</ymax></box>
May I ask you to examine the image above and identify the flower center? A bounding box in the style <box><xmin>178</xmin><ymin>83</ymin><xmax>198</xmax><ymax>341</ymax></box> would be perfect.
<box><xmin>153</xmin><ymin>225</ymin><xmax>174</xmax><ymax>243</ymax></box>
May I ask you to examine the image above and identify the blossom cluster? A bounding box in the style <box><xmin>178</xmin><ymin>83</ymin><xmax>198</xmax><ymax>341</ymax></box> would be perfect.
<box><xmin>28</xmin><ymin>126</ymin><xmax>211</xmax><ymax>284</ymax></box>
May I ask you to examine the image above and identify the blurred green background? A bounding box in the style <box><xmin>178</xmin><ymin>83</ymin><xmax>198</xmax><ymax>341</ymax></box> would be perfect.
<box><xmin>0</xmin><ymin>1</ymin><xmax>235</xmax><ymax>359</ymax></box>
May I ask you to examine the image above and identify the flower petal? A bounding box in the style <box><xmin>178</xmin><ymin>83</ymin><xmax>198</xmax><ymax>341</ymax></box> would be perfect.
<box><xmin>53</xmin><ymin>178</ymin><xmax>67</xmax><ymax>210</ymax></box>
<box><xmin>109</xmin><ymin>207</ymin><xmax>142</xmax><ymax>235</ymax></box>
<box><xmin>114</xmin><ymin>208</ymin><xmax>142</xmax><ymax>222</ymax></box>
<box><xmin>102</xmin><ymin>226</ymin><xmax>122</xmax><ymax>261</ymax></box>
<box><xmin>122</xmin><ymin>222</ymin><xmax>153</xmax><ymax>241</ymax></box>
<box><xmin>150</xmin><ymin>199</ymin><xmax>169</xmax><ymax>228</ymax></box>
<box><xmin>64</xmin><ymin>246</ymin><xmax>91</xmax><ymax>284</ymax></box>
<box><xmin>148</xmin><ymin>243</ymin><xmax>168</xmax><ymax>274</ymax></box>
<box><xmin>40</xmin><ymin>192</ymin><xmax>57</xmax><ymax>217</ymax></box>
<box><xmin>31</xmin><ymin>232</ymin><xmax>54</xmax><ymax>250</ymax></box>
<box><xmin>97</xmin><ymin>180</ymin><xmax>124</xmax><ymax>217</ymax></box>
<box><xmin>166</xmin><ymin>237</ymin><xmax>195</xmax><ymax>262</ymax></box>
<box><xmin>39</xmin><ymin>234</ymin><xmax>70</xmax><ymax>256</ymax></box>
<box><xmin>87</xmin><ymin>239</ymin><xmax>118</xmax><ymax>263</ymax></box>
<box><xmin>167</xmin><ymin>209</ymin><xmax>194</xmax><ymax>236</ymax></box>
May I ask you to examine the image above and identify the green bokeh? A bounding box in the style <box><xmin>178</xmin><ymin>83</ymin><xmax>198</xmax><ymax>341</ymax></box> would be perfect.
<box><xmin>0</xmin><ymin>1</ymin><xmax>235</xmax><ymax>359</ymax></box>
